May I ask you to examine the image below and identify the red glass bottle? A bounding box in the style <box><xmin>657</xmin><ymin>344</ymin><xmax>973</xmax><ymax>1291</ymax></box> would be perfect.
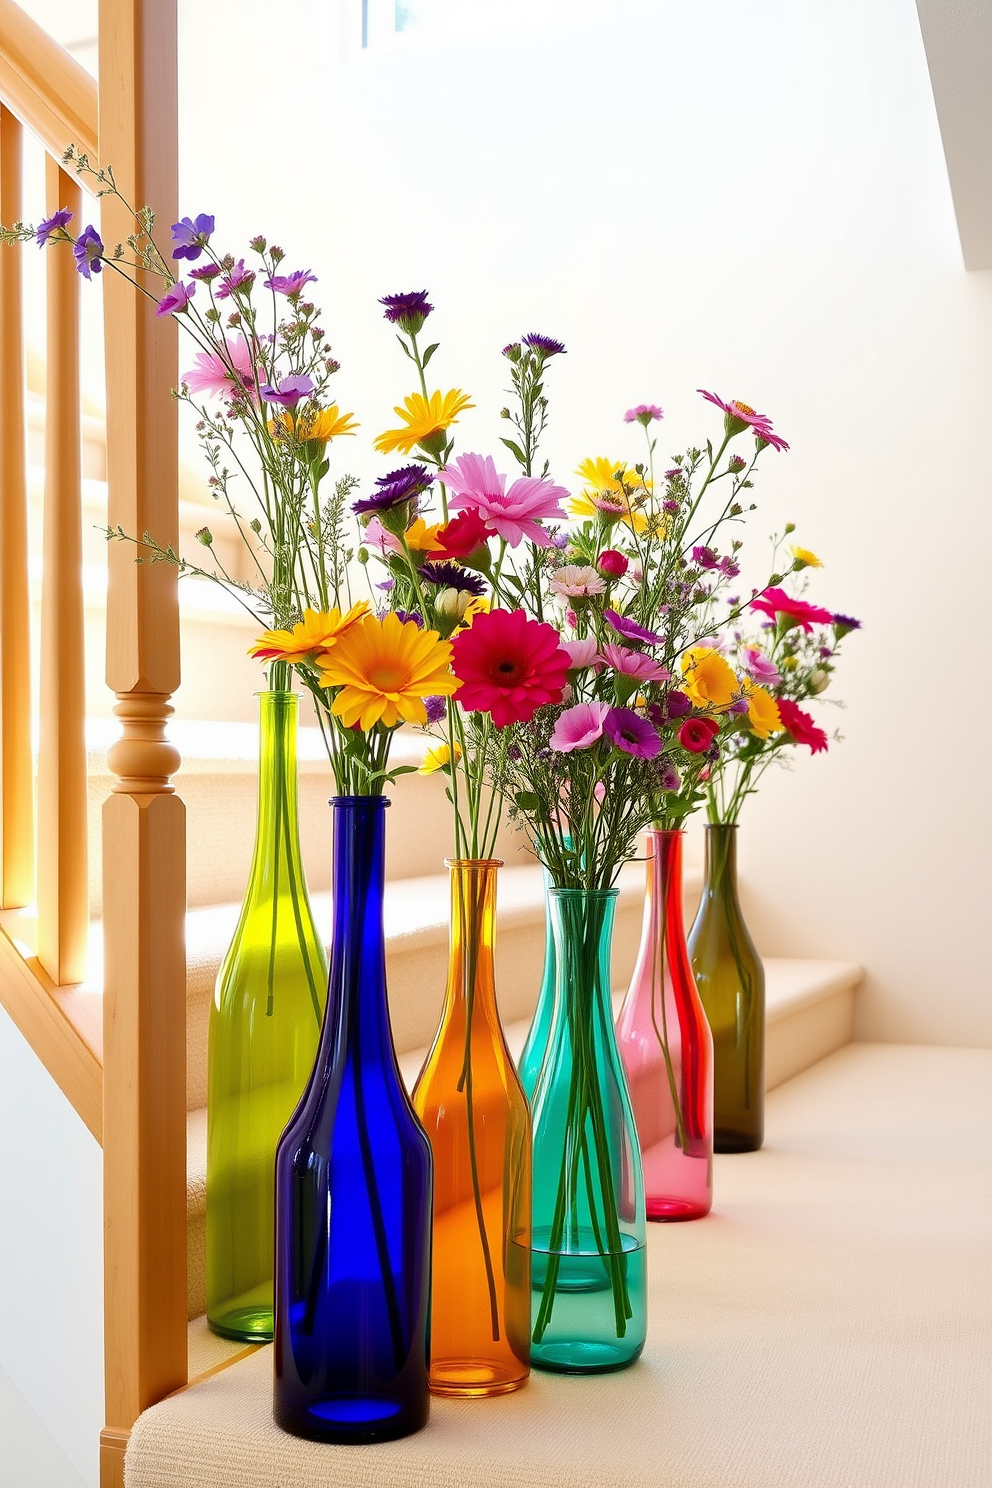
<box><xmin>616</xmin><ymin>829</ymin><xmax>713</xmax><ymax>1220</ymax></box>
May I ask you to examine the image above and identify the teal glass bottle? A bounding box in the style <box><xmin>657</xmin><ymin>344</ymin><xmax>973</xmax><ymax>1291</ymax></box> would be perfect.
<box><xmin>529</xmin><ymin>887</ymin><xmax>646</xmax><ymax>1373</ymax></box>
<box><xmin>517</xmin><ymin>860</ymin><xmax>556</xmax><ymax>1103</ymax></box>
<box><xmin>207</xmin><ymin>689</ymin><xmax>328</xmax><ymax>1342</ymax></box>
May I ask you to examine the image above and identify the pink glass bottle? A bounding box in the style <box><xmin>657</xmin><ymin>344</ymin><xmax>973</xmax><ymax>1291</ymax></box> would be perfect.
<box><xmin>616</xmin><ymin>829</ymin><xmax>713</xmax><ymax>1220</ymax></box>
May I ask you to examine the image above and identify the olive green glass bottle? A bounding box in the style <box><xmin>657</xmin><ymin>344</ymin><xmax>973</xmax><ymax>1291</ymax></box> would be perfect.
<box><xmin>687</xmin><ymin>824</ymin><xmax>765</xmax><ymax>1153</ymax></box>
<box><xmin>207</xmin><ymin>689</ymin><xmax>328</xmax><ymax>1341</ymax></box>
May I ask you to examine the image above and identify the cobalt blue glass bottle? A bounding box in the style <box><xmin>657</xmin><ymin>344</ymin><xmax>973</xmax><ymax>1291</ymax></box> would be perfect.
<box><xmin>273</xmin><ymin>796</ymin><xmax>432</xmax><ymax>1444</ymax></box>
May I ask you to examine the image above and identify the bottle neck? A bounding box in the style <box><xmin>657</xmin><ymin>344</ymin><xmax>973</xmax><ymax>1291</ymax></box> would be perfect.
<box><xmin>702</xmin><ymin>823</ymin><xmax>740</xmax><ymax>902</ymax></box>
<box><xmin>645</xmin><ymin>828</ymin><xmax>686</xmax><ymax>942</ymax></box>
<box><xmin>247</xmin><ymin>690</ymin><xmax>304</xmax><ymax>887</ymax></box>
<box><xmin>325</xmin><ymin>796</ymin><xmax>392</xmax><ymax>1057</ymax></box>
<box><xmin>548</xmin><ymin>887</ymin><xmax>618</xmax><ymax>1024</ymax></box>
<box><xmin>445</xmin><ymin>859</ymin><xmax>500</xmax><ymax>1014</ymax></box>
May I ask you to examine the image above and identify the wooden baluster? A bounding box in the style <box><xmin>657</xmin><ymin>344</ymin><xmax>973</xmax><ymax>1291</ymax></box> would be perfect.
<box><xmin>0</xmin><ymin>105</ymin><xmax>34</xmax><ymax>910</ymax></box>
<box><xmin>97</xmin><ymin>2</ymin><xmax>186</xmax><ymax>1484</ymax></box>
<box><xmin>37</xmin><ymin>157</ymin><xmax>87</xmax><ymax>986</ymax></box>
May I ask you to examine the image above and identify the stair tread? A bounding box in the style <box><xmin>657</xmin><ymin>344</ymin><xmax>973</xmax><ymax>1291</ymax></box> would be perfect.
<box><xmin>135</xmin><ymin>1043</ymin><xmax>992</xmax><ymax>1488</ymax></box>
<box><xmin>184</xmin><ymin>955</ymin><xmax>863</xmax><ymax>1219</ymax></box>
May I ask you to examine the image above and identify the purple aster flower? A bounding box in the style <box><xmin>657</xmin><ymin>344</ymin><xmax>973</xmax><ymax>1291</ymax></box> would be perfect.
<box><xmin>263</xmin><ymin>268</ymin><xmax>317</xmax><ymax>297</ymax></box>
<box><xmin>418</xmin><ymin>562</ymin><xmax>486</xmax><ymax>595</ymax></box>
<box><xmin>216</xmin><ymin>259</ymin><xmax>255</xmax><ymax>299</ymax></box>
<box><xmin>603</xmin><ymin>707</ymin><xmax>663</xmax><ymax>759</ymax></box>
<box><xmin>692</xmin><ymin>545</ymin><xmax>719</xmax><ymax>570</ymax></box>
<box><xmin>623</xmin><ymin>403</ymin><xmax>664</xmax><ymax>426</ymax></box>
<box><xmin>379</xmin><ymin>289</ymin><xmax>433</xmax><ymax>334</ymax></box>
<box><xmin>604</xmin><ymin>608</ymin><xmax>664</xmax><ymax>648</ymax></box>
<box><xmin>259</xmin><ymin>374</ymin><xmax>314</xmax><ymax>408</ymax></box>
<box><xmin>662</xmin><ymin>499</ymin><xmax>680</xmax><ymax>513</ymax></box>
<box><xmin>189</xmin><ymin>263</ymin><xmax>221</xmax><ymax>281</ymax></box>
<box><xmin>550</xmin><ymin>531</ymin><xmax>570</xmax><ymax>550</ymax></box>
<box><xmin>521</xmin><ymin>332</ymin><xmax>566</xmax><ymax>357</ymax></box>
<box><xmin>665</xmin><ymin>468</ymin><xmax>682</xmax><ymax>480</ymax></box>
<box><xmin>501</xmin><ymin>342</ymin><xmax>520</xmax><ymax>358</ymax></box>
<box><xmin>73</xmin><ymin>224</ymin><xmax>104</xmax><ymax>279</ymax></box>
<box><xmin>655</xmin><ymin>758</ymin><xmax>681</xmax><ymax>792</ymax></box>
<box><xmin>423</xmin><ymin>695</ymin><xmax>447</xmax><ymax>725</ymax></box>
<box><xmin>720</xmin><ymin>556</ymin><xmax>740</xmax><ymax>578</ymax></box>
<box><xmin>170</xmin><ymin>213</ymin><xmax>215</xmax><ymax>262</ymax></box>
<box><xmin>392</xmin><ymin>609</ymin><xmax>424</xmax><ymax>628</ymax></box>
<box><xmin>353</xmin><ymin>464</ymin><xmax>434</xmax><ymax>516</ymax></box>
<box><xmin>376</xmin><ymin>579</ymin><xmax>395</xmax><ymax>593</ymax></box>
<box><xmin>36</xmin><ymin>208</ymin><xmax>73</xmax><ymax>247</ymax></box>
<box><xmin>650</xmin><ymin>690</ymin><xmax>693</xmax><ymax>725</ymax></box>
<box><xmin>832</xmin><ymin>613</ymin><xmax>862</xmax><ymax>636</ymax></box>
<box><xmin>156</xmin><ymin>281</ymin><xmax>195</xmax><ymax>318</ymax></box>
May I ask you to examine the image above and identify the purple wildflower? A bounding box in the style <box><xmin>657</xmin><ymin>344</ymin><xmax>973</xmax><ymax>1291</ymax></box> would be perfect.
<box><xmin>604</xmin><ymin>707</ymin><xmax>663</xmax><ymax>759</ymax></box>
<box><xmin>418</xmin><ymin>562</ymin><xmax>486</xmax><ymax>595</ymax></box>
<box><xmin>728</xmin><ymin>454</ymin><xmax>747</xmax><ymax>472</ymax></box>
<box><xmin>604</xmin><ymin>608</ymin><xmax>665</xmax><ymax>648</ymax></box>
<box><xmin>392</xmin><ymin>609</ymin><xmax>424</xmax><ymax>628</ymax></box>
<box><xmin>692</xmin><ymin>545</ymin><xmax>719</xmax><ymax>570</ymax></box>
<box><xmin>379</xmin><ymin>290</ymin><xmax>433</xmax><ymax>334</ymax></box>
<box><xmin>259</xmin><ymin>374</ymin><xmax>314</xmax><ymax>408</ymax></box>
<box><xmin>36</xmin><ymin>208</ymin><xmax>73</xmax><ymax>247</ymax></box>
<box><xmin>550</xmin><ymin>531</ymin><xmax>570</xmax><ymax>550</ymax></box>
<box><xmin>720</xmin><ymin>556</ymin><xmax>740</xmax><ymax>578</ymax></box>
<box><xmin>665</xmin><ymin>468</ymin><xmax>682</xmax><ymax>480</ymax></box>
<box><xmin>216</xmin><ymin>259</ymin><xmax>255</xmax><ymax>299</ymax></box>
<box><xmin>353</xmin><ymin>464</ymin><xmax>434</xmax><ymax>516</ymax></box>
<box><xmin>755</xmin><ymin>428</ymin><xmax>790</xmax><ymax>453</ymax></box>
<box><xmin>650</xmin><ymin>690</ymin><xmax>692</xmax><ymax>723</ymax></box>
<box><xmin>655</xmin><ymin>758</ymin><xmax>681</xmax><ymax>792</ymax></box>
<box><xmin>73</xmin><ymin>224</ymin><xmax>104</xmax><ymax>279</ymax></box>
<box><xmin>156</xmin><ymin>281</ymin><xmax>195</xmax><ymax>318</ymax></box>
<box><xmin>662</xmin><ymin>499</ymin><xmax>680</xmax><ymax>513</ymax></box>
<box><xmin>832</xmin><ymin>613</ymin><xmax>862</xmax><ymax>636</ymax></box>
<box><xmin>263</xmin><ymin>268</ymin><xmax>317</xmax><ymax>297</ymax></box>
<box><xmin>376</xmin><ymin>579</ymin><xmax>395</xmax><ymax>593</ymax></box>
<box><xmin>423</xmin><ymin>695</ymin><xmax>447</xmax><ymax>725</ymax></box>
<box><xmin>623</xmin><ymin>403</ymin><xmax>664</xmax><ymax>426</ymax></box>
<box><xmin>170</xmin><ymin>213</ymin><xmax>215</xmax><ymax>262</ymax></box>
<box><xmin>189</xmin><ymin>263</ymin><xmax>221</xmax><ymax>281</ymax></box>
<box><xmin>521</xmin><ymin>332</ymin><xmax>566</xmax><ymax>357</ymax></box>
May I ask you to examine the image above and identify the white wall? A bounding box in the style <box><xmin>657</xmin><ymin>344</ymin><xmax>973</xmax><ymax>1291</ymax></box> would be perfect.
<box><xmin>0</xmin><ymin>1005</ymin><xmax>103</xmax><ymax>1487</ymax></box>
<box><xmin>172</xmin><ymin>0</ymin><xmax>990</xmax><ymax>1046</ymax></box>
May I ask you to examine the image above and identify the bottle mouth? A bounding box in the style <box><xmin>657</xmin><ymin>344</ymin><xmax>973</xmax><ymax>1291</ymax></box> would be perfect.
<box><xmin>444</xmin><ymin>858</ymin><xmax>504</xmax><ymax>870</ymax></box>
<box><xmin>330</xmin><ymin>795</ymin><xmax>391</xmax><ymax>808</ymax></box>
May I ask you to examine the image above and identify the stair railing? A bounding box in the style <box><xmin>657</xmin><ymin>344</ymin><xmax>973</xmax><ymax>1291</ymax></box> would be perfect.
<box><xmin>0</xmin><ymin>5</ymin><xmax>187</xmax><ymax>1486</ymax></box>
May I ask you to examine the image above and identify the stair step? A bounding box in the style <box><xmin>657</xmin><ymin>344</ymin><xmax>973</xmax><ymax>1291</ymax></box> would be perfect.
<box><xmin>134</xmin><ymin>1037</ymin><xmax>992</xmax><ymax>1488</ymax></box>
<box><xmin>183</xmin><ymin>950</ymin><xmax>857</xmax><ymax>1321</ymax></box>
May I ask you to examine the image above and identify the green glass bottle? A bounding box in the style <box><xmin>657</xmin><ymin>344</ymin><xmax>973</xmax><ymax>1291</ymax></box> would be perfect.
<box><xmin>207</xmin><ymin>689</ymin><xmax>328</xmax><ymax>1341</ymax></box>
<box><xmin>687</xmin><ymin>823</ymin><xmax>765</xmax><ymax>1153</ymax></box>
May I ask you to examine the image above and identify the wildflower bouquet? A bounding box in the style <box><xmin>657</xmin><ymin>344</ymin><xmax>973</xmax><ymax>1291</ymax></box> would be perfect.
<box><xmin>697</xmin><ymin>539</ymin><xmax>862</xmax><ymax>824</ymax></box>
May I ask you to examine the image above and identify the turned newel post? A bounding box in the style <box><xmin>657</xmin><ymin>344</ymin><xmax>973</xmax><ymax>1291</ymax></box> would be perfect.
<box><xmin>98</xmin><ymin>2</ymin><xmax>186</xmax><ymax>1484</ymax></box>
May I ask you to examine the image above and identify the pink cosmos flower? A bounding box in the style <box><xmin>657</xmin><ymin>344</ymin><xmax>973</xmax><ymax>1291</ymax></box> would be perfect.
<box><xmin>549</xmin><ymin>701</ymin><xmax>611</xmax><ymax>753</ymax></box>
<box><xmin>750</xmin><ymin>587</ymin><xmax>834</xmax><ymax>633</ymax></box>
<box><xmin>549</xmin><ymin>565</ymin><xmax>606</xmax><ymax>600</ymax></box>
<box><xmin>182</xmin><ymin>334</ymin><xmax>257</xmax><ymax>400</ymax></box>
<box><xmin>600</xmin><ymin>642</ymin><xmax>670</xmax><ymax>683</ymax></box>
<box><xmin>743</xmin><ymin>646</ymin><xmax>781</xmax><ymax>686</ymax></box>
<box><xmin>361</xmin><ymin>517</ymin><xmax>402</xmax><ymax>557</ymax></box>
<box><xmin>216</xmin><ymin>258</ymin><xmax>255</xmax><ymax>299</ymax></box>
<box><xmin>562</xmin><ymin>637</ymin><xmax>601</xmax><ymax>671</ymax></box>
<box><xmin>440</xmin><ymin>453</ymin><xmax>568</xmax><ymax>547</ymax></box>
<box><xmin>623</xmin><ymin>404</ymin><xmax>664</xmax><ymax>425</ymax></box>
<box><xmin>698</xmin><ymin>390</ymin><xmax>789</xmax><ymax>452</ymax></box>
<box><xmin>156</xmin><ymin>280</ymin><xmax>195</xmax><ymax>317</ymax></box>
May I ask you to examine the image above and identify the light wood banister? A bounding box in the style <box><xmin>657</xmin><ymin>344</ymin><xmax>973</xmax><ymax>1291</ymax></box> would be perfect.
<box><xmin>98</xmin><ymin>2</ymin><xmax>186</xmax><ymax>1483</ymax></box>
<box><xmin>0</xmin><ymin>105</ymin><xmax>33</xmax><ymax>909</ymax></box>
<box><xmin>0</xmin><ymin>0</ymin><xmax>98</xmax><ymax>163</ymax></box>
<box><xmin>37</xmin><ymin>157</ymin><xmax>88</xmax><ymax>987</ymax></box>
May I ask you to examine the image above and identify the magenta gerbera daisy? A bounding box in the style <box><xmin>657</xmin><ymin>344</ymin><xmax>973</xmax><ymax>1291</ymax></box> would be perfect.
<box><xmin>450</xmin><ymin>608</ymin><xmax>570</xmax><ymax>727</ymax></box>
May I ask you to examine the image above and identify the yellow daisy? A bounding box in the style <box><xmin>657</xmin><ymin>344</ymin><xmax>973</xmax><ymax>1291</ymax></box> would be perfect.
<box><xmin>249</xmin><ymin>602</ymin><xmax>370</xmax><ymax>663</ymax></box>
<box><xmin>680</xmin><ymin>647</ymin><xmax>740</xmax><ymax>711</ymax></box>
<box><xmin>268</xmin><ymin>405</ymin><xmax>359</xmax><ymax>444</ymax></box>
<box><xmin>404</xmin><ymin>517</ymin><xmax>444</xmax><ymax>556</ymax></box>
<box><xmin>317</xmin><ymin>612</ymin><xmax>461</xmax><ymax>731</ymax></box>
<box><xmin>419</xmin><ymin>740</ymin><xmax>462</xmax><ymax>775</ymax></box>
<box><xmin>374</xmin><ymin>389</ymin><xmax>475</xmax><ymax>456</ymax></box>
<box><xmin>790</xmin><ymin>545</ymin><xmax>823</xmax><ymax>569</ymax></box>
<box><xmin>742</xmin><ymin>681</ymin><xmax>783</xmax><ymax>739</ymax></box>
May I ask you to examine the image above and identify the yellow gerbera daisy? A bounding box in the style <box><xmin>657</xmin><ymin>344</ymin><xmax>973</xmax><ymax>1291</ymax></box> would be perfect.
<box><xmin>419</xmin><ymin>740</ymin><xmax>462</xmax><ymax>775</ymax></box>
<box><xmin>317</xmin><ymin>612</ymin><xmax>461</xmax><ymax>731</ymax></box>
<box><xmin>374</xmin><ymin>389</ymin><xmax>475</xmax><ymax>456</ymax></box>
<box><xmin>268</xmin><ymin>405</ymin><xmax>359</xmax><ymax>444</ymax></box>
<box><xmin>790</xmin><ymin>545</ymin><xmax>823</xmax><ymax>569</ymax></box>
<box><xmin>680</xmin><ymin>647</ymin><xmax>740</xmax><ymax>711</ymax></box>
<box><xmin>742</xmin><ymin>681</ymin><xmax>783</xmax><ymax>739</ymax></box>
<box><xmin>403</xmin><ymin>517</ymin><xmax>444</xmax><ymax>556</ymax></box>
<box><xmin>249</xmin><ymin>602</ymin><xmax>370</xmax><ymax>663</ymax></box>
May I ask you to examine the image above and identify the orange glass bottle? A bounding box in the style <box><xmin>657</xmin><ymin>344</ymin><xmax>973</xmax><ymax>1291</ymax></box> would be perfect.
<box><xmin>412</xmin><ymin>859</ymin><xmax>532</xmax><ymax>1396</ymax></box>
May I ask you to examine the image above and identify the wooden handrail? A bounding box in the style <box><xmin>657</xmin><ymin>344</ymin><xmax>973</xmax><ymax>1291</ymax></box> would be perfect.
<box><xmin>37</xmin><ymin>157</ymin><xmax>88</xmax><ymax>987</ymax></box>
<box><xmin>0</xmin><ymin>0</ymin><xmax>97</xmax><ymax>163</ymax></box>
<box><xmin>0</xmin><ymin>105</ymin><xmax>33</xmax><ymax>909</ymax></box>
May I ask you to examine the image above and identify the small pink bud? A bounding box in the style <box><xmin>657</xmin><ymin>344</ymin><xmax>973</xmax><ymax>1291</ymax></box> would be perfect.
<box><xmin>566</xmin><ymin>608</ymin><xmax>579</xmax><ymax>630</ymax></box>
<box><xmin>598</xmin><ymin>548</ymin><xmax>629</xmax><ymax>579</ymax></box>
